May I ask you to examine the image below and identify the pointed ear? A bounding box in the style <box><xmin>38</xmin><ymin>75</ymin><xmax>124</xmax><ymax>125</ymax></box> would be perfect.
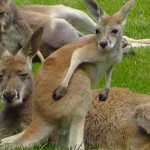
<box><xmin>17</xmin><ymin>27</ymin><xmax>44</xmax><ymax>66</ymax></box>
<box><xmin>0</xmin><ymin>45</ymin><xmax>11</xmax><ymax>59</ymax></box>
<box><xmin>84</xmin><ymin>0</ymin><xmax>107</xmax><ymax>21</ymax></box>
<box><xmin>113</xmin><ymin>0</ymin><xmax>135</xmax><ymax>24</ymax></box>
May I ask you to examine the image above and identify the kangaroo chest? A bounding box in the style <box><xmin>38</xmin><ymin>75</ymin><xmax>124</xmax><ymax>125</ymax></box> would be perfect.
<box><xmin>89</xmin><ymin>50</ymin><xmax>123</xmax><ymax>85</ymax></box>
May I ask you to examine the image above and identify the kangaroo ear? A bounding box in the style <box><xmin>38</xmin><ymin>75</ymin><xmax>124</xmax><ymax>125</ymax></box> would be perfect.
<box><xmin>0</xmin><ymin>45</ymin><xmax>11</xmax><ymax>60</ymax></box>
<box><xmin>17</xmin><ymin>27</ymin><xmax>44</xmax><ymax>67</ymax></box>
<box><xmin>113</xmin><ymin>0</ymin><xmax>135</xmax><ymax>24</ymax></box>
<box><xmin>84</xmin><ymin>0</ymin><xmax>107</xmax><ymax>21</ymax></box>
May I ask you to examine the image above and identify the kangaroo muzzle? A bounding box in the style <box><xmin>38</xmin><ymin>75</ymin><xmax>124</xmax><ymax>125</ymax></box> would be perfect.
<box><xmin>2</xmin><ymin>90</ymin><xmax>19</xmax><ymax>103</ymax></box>
<box><xmin>99</xmin><ymin>40</ymin><xmax>109</xmax><ymax>48</ymax></box>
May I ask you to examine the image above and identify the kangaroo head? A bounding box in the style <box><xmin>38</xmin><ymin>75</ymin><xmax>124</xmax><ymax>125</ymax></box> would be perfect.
<box><xmin>0</xmin><ymin>27</ymin><xmax>43</xmax><ymax>107</ymax></box>
<box><xmin>0</xmin><ymin>0</ymin><xmax>14</xmax><ymax>32</ymax></box>
<box><xmin>84</xmin><ymin>0</ymin><xmax>135</xmax><ymax>51</ymax></box>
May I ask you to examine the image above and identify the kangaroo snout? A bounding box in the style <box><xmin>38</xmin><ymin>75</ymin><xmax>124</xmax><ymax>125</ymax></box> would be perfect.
<box><xmin>99</xmin><ymin>40</ymin><xmax>109</xmax><ymax>48</ymax></box>
<box><xmin>2</xmin><ymin>90</ymin><xmax>18</xmax><ymax>103</ymax></box>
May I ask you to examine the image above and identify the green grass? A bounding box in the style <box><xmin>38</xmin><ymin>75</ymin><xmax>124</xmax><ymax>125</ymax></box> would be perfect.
<box><xmin>3</xmin><ymin>0</ymin><xmax>150</xmax><ymax>149</ymax></box>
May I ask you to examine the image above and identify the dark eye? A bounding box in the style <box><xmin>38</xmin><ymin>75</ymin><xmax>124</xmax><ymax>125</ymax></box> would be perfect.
<box><xmin>96</xmin><ymin>29</ymin><xmax>100</xmax><ymax>34</ymax></box>
<box><xmin>111</xmin><ymin>29</ymin><xmax>118</xmax><ymax>34</ymax></box>
<box><xmin>0</xmin><ymin>73</ymin><xmax>3</xmax><ymax>82</ymax></box>
<box><xmin>0</xmin><ymin>73</ymin><xmax>3</xmax><ymax>78</ymax></box>
<box><xmin>0</xmin><ymin>11</ymin><xmax>5</xmax><ymax>16</ymax></box>
<box><xmin>19</xmin><ymin>73</ymin><xmax>28</xmax><ymax>79</ymax></box>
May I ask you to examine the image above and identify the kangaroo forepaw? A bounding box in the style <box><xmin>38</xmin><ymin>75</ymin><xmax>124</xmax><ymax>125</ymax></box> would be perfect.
<box><xmin>99</xmin><ymin>93</ymin><xmax>108</xmax><ymax>101</ymax></box>
<box><xmin>99</xmin><ymin>88</ymin><xmax>109</xmax><ymax>101</ymax></box>
<box><xmin>52</xmin><ymin>86</ymin><xmax>67</xmax><ymax>101</ymax></box>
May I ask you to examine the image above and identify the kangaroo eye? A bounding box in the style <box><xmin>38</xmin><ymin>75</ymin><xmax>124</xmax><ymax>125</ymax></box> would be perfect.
<box><xmin>111</xmin><ymin>29</ymin><xmax>118</xmax><ymax>34</ymax></box>
<box><xmin>19</xmin><ymin>73</ymin><xmax>28</xmax><ymax>77</ymax></box>
<box><xmin>96</xmin><ymin>29</ymin><xmax>100</xmax><ymax>34</ymax></box>
<box><xmin>19</xmin><ymin>73</ymin><xmax>28</xmax><ymax>80</ymax></box>
<box><xmin>0</xmin><ymin>73</ymin><xmax>3</xmax><ymax>82</ymax></box>
<box><xmin>0</xmin><ymin>73</ymin><xmax>3</xmax><ymax>78</ymax></box>
<box><xmin>0</xmin><ymin>11</ymin><xmax>5</xmax><ymax>16</ymax></box>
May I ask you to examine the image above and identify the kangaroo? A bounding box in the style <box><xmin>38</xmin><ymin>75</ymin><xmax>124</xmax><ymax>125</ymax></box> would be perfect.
<box><xmin>18</xmin><ymin>4</ymin><xmax>96</xmax><ymax>35</ymax></box>
<box><xmin>0</xmin><ymin>0</ymin><xmax>44</xmax><ymax>62</ymax></box>
<box><xmin>0</xmin><ymin>27</ymin><xmax>43</xmax><ymax>140</ymax></box>
<box><xmin>0</xmin><ymin>0</ymin><xmax>81</xmax><ymax>60</ymax></box>
<box><xmin>0</xmin><ymin>0</ymin><xmax>135</xmax><ymax>149</ymax></box>
<box><xmin>84</xmin><ymin>88</ymin><xmax>150</xmax><ymax>150</ymax></box>
<box><xmin>19</xmin><ymin>11</ymin><xmax>80</xmax><ymax>58</ymax></box>
<box><xmin>52</xmin><ymin>0</ymin><xmax>135</xmax><ymax>101</ymax></box>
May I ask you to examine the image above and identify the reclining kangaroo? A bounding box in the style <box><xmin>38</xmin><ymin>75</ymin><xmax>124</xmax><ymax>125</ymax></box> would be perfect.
<box><xmin>19</xmin><ymin>2</ymin><xmax>150</xmax><ymax>49</ymax></box>
<box><xmin>18</xmin><ymin>4</ymin><xmax>96</xmax><ymax>35</ymax></box>
<box><xmin>0</xmin><ymin>0</ymin><xmax>135</xmax><ymax>149</ymax></box>
<box><xmin>85</xmin><ymin>88</ymin><xmax>150</xmax><ymax>150</ymax></box>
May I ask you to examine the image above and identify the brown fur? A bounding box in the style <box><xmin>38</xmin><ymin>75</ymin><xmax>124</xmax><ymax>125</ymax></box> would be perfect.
<box><xmin>85</xmin><ymin>88</ymin><xmax>150</xmax><ymax>150</ymax></box>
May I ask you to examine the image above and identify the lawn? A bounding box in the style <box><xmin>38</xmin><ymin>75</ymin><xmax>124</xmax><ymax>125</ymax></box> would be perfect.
<box><xmin>2</xmin><ymin>0</ymin><xmax>150</xmax><ymax>149</ymax></box>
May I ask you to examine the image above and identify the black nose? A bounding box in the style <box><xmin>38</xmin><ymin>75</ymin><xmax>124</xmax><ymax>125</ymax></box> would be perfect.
<box><xmin>2</xmin><ymin>91</ymin><xmax>17</xmax><ymax>103</ymax></box>
<box><xmin>99</xmin><ymin>41</ymin><xmax>108</xmax><ymax>48</ymax></box>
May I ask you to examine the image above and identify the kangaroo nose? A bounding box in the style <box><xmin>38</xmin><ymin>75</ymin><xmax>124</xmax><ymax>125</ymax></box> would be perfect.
<box><xmin>2</xmin><ymin>91</ymin><xmax>17</xmax><ymax>103</ymax></box>
<box><xmin>99</xmin><ymin>41</ymin><xmax>108</xmax><ymax>48</ymax></box>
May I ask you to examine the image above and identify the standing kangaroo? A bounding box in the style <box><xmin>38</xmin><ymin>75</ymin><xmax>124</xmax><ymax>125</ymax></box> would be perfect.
<box><xmin>52</xmin><ymin>0</ymin><xmax>135</xmax><ymax>101</ymax></box>
<box><xmin>0</xmin><ymin>0</ymin><xmax>134</xmax><ymax>149</ymax></box>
